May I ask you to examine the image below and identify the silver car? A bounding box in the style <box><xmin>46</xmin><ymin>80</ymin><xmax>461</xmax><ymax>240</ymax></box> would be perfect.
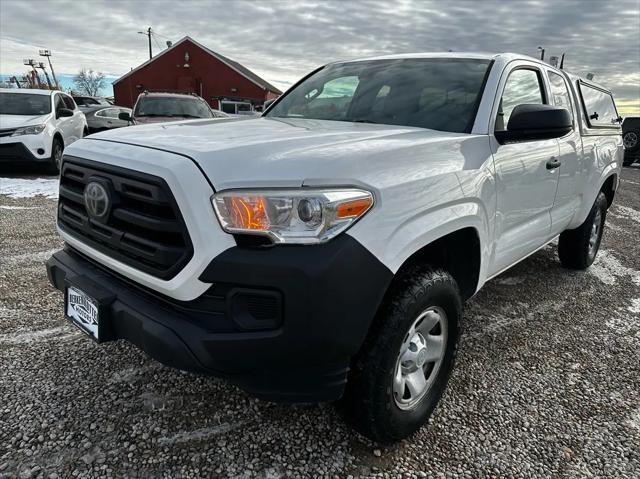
<box><xmin>84</xmin><ymin>106</ymin><xmax>132</xmax><ymax>133</ymax></box>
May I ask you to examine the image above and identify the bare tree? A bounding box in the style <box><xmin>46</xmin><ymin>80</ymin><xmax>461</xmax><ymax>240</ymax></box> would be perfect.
<box><xmin>73</xmin><ymin>68</ymin><xmax>106</xmax><ymax>96</ymax></box>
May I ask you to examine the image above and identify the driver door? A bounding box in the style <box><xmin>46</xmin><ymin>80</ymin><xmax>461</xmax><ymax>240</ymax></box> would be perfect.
<box><xmin>52</xmin><ymin>93</ymin><xmax>73</xmax><ymax>145</ymax></box>
<box><xmin>489</xmin><ymin>64</ymin><xmax>561</xmax><ymax>276</ymax></box>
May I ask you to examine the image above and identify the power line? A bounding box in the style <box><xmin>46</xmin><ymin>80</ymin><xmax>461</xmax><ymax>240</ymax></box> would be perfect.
<box><xmin>151</xmin><ymin>33</ymin><xmax>162</xmax><ymax>51</ymax></box>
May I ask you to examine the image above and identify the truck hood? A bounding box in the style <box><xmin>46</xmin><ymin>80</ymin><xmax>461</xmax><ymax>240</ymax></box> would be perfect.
<box><xmin>85</xmin><ymin>117</ymin><xmax>479</xmax><ymax>190</ymax></box>
<box><xmin>0</xmin><ymin>113</ymin><xmax>51</xmax><ymax>129</ymax></box>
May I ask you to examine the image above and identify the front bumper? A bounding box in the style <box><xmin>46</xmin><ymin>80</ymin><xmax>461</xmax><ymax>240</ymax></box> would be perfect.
<box><xmin>46</xmin><ymin>237</ymin><xmax>392</xmax><ymax>402</ymax></box>
<box><xmin>0</xmin><ymin>140</ymin><xmax>49</xmax><ymax>163</ymax></box>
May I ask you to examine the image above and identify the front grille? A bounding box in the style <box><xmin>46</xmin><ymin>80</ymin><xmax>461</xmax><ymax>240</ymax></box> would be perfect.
<box><xmin>58</xmin><ymin>156</ymin><xmax>193</xmax><ymax>279</ymax></box>
<box><xmin>0</xmin><ymin>128</ymin><xmax>17</xmax><ymax>138</ymax></box>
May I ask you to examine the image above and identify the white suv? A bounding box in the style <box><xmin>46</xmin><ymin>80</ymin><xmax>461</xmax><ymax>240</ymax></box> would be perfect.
<box><xmin>46</xmin><ymin>53</ymin><xmax>623</xmax><ymax>443</ymax></box>
<box><xmin>0</xmin><ymin>88</ymin><xmax>87</xmax><ymax>172</ymax></box>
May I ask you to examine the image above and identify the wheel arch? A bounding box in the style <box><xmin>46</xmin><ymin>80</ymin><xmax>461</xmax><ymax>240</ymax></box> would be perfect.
<box><xmin>600</xmin><ymin>173</ymin><xmax>617</xmax><ymax>207</ymax></box>
<box><xmin>392</xmin><ymin>226</ymin><xmax>482</xmax><ymax>301</ymax></box>
<box><xmin>52</xmin><ymin>131</ymin><xmax>64</xmax><ymax>148</ymax></box>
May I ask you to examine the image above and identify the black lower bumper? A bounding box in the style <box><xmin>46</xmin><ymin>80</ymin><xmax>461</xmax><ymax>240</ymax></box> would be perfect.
<box><xmin>0</xmin><ymin>142</ymin><xmax>47</xmax><ymax>163</ymax></box>
<box><xmin>46</xmin><ymin>237</ymin><xmax>392</xmax><ymax>402</ymax></box>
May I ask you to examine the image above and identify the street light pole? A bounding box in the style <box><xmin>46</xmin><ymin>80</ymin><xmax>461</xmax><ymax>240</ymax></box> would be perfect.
<box><xmin>39</xmin><ymin>50</ymin><xmax>59</xmax><ymax>89</ymax></box>
<box><xmin>138</xmin><ymin>27</ymin><xmax>153</xmax><ymax>60</ymax></box>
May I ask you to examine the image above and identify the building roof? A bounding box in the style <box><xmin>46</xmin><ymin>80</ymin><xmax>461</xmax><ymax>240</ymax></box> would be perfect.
<box><xmin>113</xmin><ymin>36</ymin><xmax>281</xmax><ymax>94</ymax></box>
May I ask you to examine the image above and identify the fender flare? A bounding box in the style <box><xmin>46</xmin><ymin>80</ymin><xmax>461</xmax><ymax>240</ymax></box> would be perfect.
<box><xmin>571</xmin><ymin>164</ymin><xmax>619</xmax><ymax>228</ymax></box>
<box><xmin>382</xmin><ymin>199</ymin><xmax>490</xmax><ymax>281</ymax></box>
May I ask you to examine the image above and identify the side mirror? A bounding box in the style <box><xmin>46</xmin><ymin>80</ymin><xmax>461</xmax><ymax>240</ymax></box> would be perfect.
<box><xmin>118</xmin><ymin>112</ymin><xmax>132</xmax><ymax>122</ymax></box>
<box><xmin>57</xmin><ymin>108</ymin><xmax>74</xmax><ymax>119</ymax></box>
<box><xmin>495</xmin><ymin>104</ymin><xmax>572</xmax><ymax>144</ymax></box>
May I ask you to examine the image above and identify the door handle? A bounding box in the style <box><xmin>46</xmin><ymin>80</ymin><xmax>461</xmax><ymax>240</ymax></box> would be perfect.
<box><xmin>546</xmin><ymin>157</ymin><xmax>561</xmax><ymax>170</ymax></box>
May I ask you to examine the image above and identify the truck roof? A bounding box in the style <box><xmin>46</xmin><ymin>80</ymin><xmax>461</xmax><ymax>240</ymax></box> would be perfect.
<box><xmin>336</xmin><ymin>52</ymin><xmax>612</xmax><ymax>93</ymax></box>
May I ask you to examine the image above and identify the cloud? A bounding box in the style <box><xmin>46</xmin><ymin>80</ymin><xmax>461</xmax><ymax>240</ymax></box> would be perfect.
<box><xmin>1</xmin><ymin>0</ymin><xmax>638</xmax><ymax>113</ymax></box>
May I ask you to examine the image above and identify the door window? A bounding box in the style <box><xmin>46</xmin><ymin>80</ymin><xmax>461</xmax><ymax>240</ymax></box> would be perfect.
<box><xmin>579</xmin><ymin>83</ymin><xmax>619</xmax><ymax>128</ymax></box>
<box><xmin>54</xmin><ymin>94</ymin><xmax>65</xmax><ymax>113</ymax></box>
<box><xmin>62</xmin><ymin>94</ymin><xmax>76</xmax><ymax>110</ymax></box>
<box><xmin>548</xmin><ymin>71</ymin><xmax>573</xmax><ymax>117</ymax></box>
<box><xmin>496</xmin><ymin>69</ymin><xmax>545</xmax><ymax>131</ymax></box>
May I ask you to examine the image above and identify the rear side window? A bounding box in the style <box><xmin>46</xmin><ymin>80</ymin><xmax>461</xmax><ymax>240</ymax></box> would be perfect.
<box><xmin>579</xmin><ymin>83</ymin><xmax>619</xmax><ymax>128</ymax></box>
<box><xmin>496</xmin><ymin>68</ymin><xmax>545</xmax><ymax>131</ymax></box>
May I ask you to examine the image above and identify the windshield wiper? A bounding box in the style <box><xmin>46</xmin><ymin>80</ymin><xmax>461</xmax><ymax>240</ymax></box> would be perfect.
<box><xmin>352</xmin><ymin>119</ymin><xmax>379</xmax><ymax>124</ymax></box>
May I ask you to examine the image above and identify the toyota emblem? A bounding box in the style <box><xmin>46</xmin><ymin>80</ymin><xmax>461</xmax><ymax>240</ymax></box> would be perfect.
<box><xmin>84</xmin><ymin>182</ymin><xmax>110</xmax><ymax>219</ymax></box>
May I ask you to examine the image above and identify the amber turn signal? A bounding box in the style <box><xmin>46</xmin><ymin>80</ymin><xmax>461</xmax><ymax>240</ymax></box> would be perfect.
<box><xmin>336</xmin><ymin>197</ymin><xmax>373</xmax><ymax>218</ymax></box>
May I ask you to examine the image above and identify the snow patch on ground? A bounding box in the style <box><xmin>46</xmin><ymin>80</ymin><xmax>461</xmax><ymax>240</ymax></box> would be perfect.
<box><xmin>0</xmin><ymin>248</ymin><xmax>59</xmax><ymax>266</ymax></box>
<box><xmin>0</xmin><ymin>205</ymin><xmax>40</xmax><ymax>210</ymax></box>
<box><xmin>110</xmin><ymin>365</ymin><xmax>162</xmax><ymax>384</ymax></box>
<box><xmin>0</xmin><ymin>326</ymin><xmax>80</xmax><ymax>345</ymax></box>
<box><xmin>158</xmin><ymin>422</ymin><xmax>248</xmax><ymax>445</ymax></box>
<box><xmin>589</xmin><ymin>250</ymin><xmax>640</xmax><ymax>286</ymax></box>
<box><xmin>628</xmin><ymin>298</ymin><xmax>640</xmax><ymax>314</ymax></box>
<box><xmin>610</xmin><ymin>205</ymin><xmax>640</xmax><ymax>224</ymax></box>
<box><xmin>0</xmin><ymin>177</ymin><xmax>59</xmax><ymax>199</ymax></box>
<box><xmin>628</xmin><ymin>409</ymin><xmax>640</xmax><ymax>432</ymax></box>
<box><xmin>494</xmin><ymin>276</ymin><xmax>526</xmax><ymax>286</ymax></box>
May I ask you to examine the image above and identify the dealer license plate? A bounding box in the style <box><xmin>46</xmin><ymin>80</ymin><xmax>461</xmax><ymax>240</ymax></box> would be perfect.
<box><xmin>66</xmin><ymin>286</ymin><xmax>100</xmax><ymax>340</ymax></box>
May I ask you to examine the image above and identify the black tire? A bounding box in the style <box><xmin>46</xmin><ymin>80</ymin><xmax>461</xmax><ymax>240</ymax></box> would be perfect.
<box><xmin>558</xmin><ymin>192</ymin><xmax>607</xmax><ymax>270</ymax></box>
<box><xmin>339</xmin><ymin>267</ymin><xmax>461</xmax><ymax>443</ymax></box>
<box><xmin>623</xmin><ymin>129</ymin><xmax>639</xmax><ymax>152</ymax></box>
<box><xmin>49</xmin><ymin>137</ymin><xmax>64</xmax><ymax>175</ymax></box>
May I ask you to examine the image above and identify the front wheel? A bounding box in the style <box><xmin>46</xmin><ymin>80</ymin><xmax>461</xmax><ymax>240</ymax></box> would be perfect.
<box><xmin>558</xmin><ymin>192</ymin><xmax>608</xmax><ymax>269</ymax></box>
<box><xmin>339</xmin><ymin>267</ymin><xmax>461</xmax><ymax>443</ymax></box>
<box><xmin>49</xmin><ymin>137</ymin><xmax>64</xmax><ymax>174</ymax></box>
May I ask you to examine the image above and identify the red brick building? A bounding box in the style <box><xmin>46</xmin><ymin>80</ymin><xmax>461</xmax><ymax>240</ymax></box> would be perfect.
<box><xmin>113</xmin><ymin>36</ymin><xmax>281</xmax><ymax>112</ymax></box>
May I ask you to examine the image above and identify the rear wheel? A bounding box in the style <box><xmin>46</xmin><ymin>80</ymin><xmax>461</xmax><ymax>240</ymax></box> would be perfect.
<box><xmin>49</xmin><ymin>137</ymin><xmax>64</xmax><ymax>175</ymax></box>
<box><xmin>558</xmin><ymin>192</ymin><xmax>607</xmax><ymax>269</ymax></box>
<box><xmin>339</xmin><ymin>267</ymin><xmax>461</xmax><ymax>443</ymax></box>
<box><xmin>623</xmin><ymin>129</ymin><xmax>639</xmax><ymax>152</ymax></box>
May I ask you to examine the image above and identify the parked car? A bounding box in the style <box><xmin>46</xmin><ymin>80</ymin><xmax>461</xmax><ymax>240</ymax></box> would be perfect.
<box><xmin>0</xmin><ymin>88</ymin><xmax>87</xmax><ymax>172</ymax></box>
<box><xmin>47</xmin><ymin>53</ymin><xmax>622</xmax><ymax>443</ymax></box>
<box><xmin>121</xmin><ymin>92</ymin><xmax>228</xmax><ymax>125</ymax></box>
<box><xmin>622</xmin><ymin>117</ymin><xmax>640</xmax><ymax>165</ymax></box>
<box><xmin>73</xmin><ymin>96</ymin><xmax>111</xmax><ymax>108</ymax></box>
<box><xmin>84</xmin><ymin>106</ymin><xmax>132</xmax><ymax>133</ymax></box>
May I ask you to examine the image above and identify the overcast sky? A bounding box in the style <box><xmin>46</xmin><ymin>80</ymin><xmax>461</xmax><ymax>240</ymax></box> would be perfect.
<box><xmin>1</xmin><ymin>0</ymin><xmax>638</xmax><ymax>113</ymax></box>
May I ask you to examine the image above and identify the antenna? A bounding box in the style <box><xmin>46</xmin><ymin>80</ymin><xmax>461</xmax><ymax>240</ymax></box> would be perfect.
<box><xmin>537</xmin><ymin>46</ymin><xmax>545</xmax><ymax>61</ymax></box>
<box><xmin>559</xmin><ymin>53</ymin><xmax>565</xmax><ymax>69</ymax></box>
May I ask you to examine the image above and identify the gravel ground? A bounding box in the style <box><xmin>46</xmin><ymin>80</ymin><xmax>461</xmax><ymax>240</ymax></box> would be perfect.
<box><xmin>1</xmin><ymin>166</ymin><xmax>639</xmax><ymax>479</ymax></box>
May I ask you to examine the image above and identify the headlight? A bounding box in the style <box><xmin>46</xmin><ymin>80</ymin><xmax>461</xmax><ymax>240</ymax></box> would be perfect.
<box><xmin>11</xmin><ymin>124</ymin><xmax>46</xmax><ymax>136</ymax></box>
<box><xmin>212</xmin><ymin>188</ymin><xmax>374</xmax><ymax>244</ymax></box>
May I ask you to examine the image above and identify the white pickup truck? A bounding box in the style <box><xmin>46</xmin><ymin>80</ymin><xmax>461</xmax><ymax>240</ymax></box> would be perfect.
<box><xmin>47</xmin><ymin>52</ymin><xmax>623</xmax><ymax>443</ymax></box>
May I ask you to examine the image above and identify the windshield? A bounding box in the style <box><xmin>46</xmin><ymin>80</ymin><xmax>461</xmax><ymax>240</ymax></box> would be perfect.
<box><xmin>266</xmin><ymin>58</ymin><xmax>492</xmax><ymax>133</ymax></box>
<box><xmin>0</xmin><ymin>93</ymin><xmax>52</xmax><ymax>116</ymax></box>
<box><xmin>134</xmin><ymin>96</ymin><xmax>213</xmax><ymax>118</ymax></box>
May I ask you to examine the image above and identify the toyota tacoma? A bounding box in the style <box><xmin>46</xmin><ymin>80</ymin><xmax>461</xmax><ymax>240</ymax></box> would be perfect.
<box><xmin>46</xmin><ymin>53</ymin><xmax>623</xmax><ymax>442</ymax></box>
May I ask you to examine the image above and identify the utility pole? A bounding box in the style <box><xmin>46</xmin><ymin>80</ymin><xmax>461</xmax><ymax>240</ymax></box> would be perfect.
<box><xmin>39</xmin><ymin>50</ymin><xmax>59</xmax><ymax>89</ymax></box>
<box><xmin>138</xmin><ymin>27</ymin><xmax>152</xmax><ymax>59</ymax></box>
